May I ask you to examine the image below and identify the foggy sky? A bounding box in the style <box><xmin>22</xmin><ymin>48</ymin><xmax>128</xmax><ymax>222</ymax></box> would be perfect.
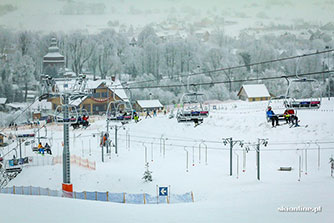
<box><xmin>0</xmin><ymin>0</ymin><xmax>333</xmax><ymax>33</ymax></box>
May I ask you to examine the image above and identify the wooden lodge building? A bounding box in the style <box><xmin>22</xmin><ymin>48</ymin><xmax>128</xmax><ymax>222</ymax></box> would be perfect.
<box><xmin>48</xmin><ymin>78</ymin><xmax>129</xmax><ymax>115</ymax></box>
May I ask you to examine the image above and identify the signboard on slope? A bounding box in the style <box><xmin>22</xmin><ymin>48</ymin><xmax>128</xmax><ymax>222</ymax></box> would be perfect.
<box><xmin>159</xmin><ymin>187</ymin><xmax>168</xmax><ymax>196</ymax></box>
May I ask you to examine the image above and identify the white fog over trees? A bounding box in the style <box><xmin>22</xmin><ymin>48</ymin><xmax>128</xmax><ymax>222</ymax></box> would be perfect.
<box><xmin>0</xmin><ymin>0</ymin><xmax>333</xmax><ymax>104</ymax></box>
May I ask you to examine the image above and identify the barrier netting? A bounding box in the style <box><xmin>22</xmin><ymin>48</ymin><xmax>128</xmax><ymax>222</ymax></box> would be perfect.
<box><xmin>0</xmin><ymin>186</ymin><xmax>194</xmax><ymax>204</ymax></box>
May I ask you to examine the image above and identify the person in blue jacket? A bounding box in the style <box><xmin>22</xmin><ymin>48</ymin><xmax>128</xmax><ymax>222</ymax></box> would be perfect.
<box><xmin>267</xmin><ymin>106</ymin><xmax>279</xmax><ymax>127</ymax></box>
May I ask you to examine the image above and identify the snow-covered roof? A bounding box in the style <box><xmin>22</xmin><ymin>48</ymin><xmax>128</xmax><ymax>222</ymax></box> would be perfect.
<box><xmin>239</xmin><ymin>84</ymin><xmax>270</xmax><ymax>98</ymax></box>
<box><xmin>0</xmin><ymin>98</ymin><xmax>7</xmax><ymax>104</ymax></box>
<box><xmin>31</xmin><ymin>99</ymin><xmax>52</xmax><ymax>110</ymax></box>
<box><xmin>6</xmin><ymin>103</ymin><xmax>27</xmax><ymax>109</ymax></box>
<box><xmin>43</xmin><ymin>52</ymin><xmax>65</xmax><ymax>59</ymax></box>
<box><xmin>137</xmin><ymin>100</ymin><xmax>163</xmax><ymax>108</ymax></box>
<box><xmin>70</xmin><ymin>96</ymin><xmax>88</xmax><ymax>107</ymax></box>
<box><xmin>107</xmin><ymin>79</ymin><xmax>129</xmax><ymax>102</ymax></box>
<box><xmin>55</xmin><ymin>78</ymin><xmax>129</xmax><ymax>102</ymax></box>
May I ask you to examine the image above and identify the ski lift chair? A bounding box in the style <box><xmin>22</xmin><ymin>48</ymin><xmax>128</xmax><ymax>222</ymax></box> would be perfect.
<box><xmin>284</xmin><ymin>78</ymin><xmax>322</xmax><ymax>110</ymax></box>
<box><xmin>54</xmin><ymin>105</ymin><xmax>79</xmax><ymax>124</ymax></box>
<box><xmin>177</xmin><ymin>92</ymin><xmax>208</xmax><ymax>124</ymax></box>
<box><xmin>266</xmin><ymin>97</ymin><xmax>296</xmax><ymax>123</ymax></box>
<box><xmin>106</xmin><ymin>100</ymin><xmax>134</xmax><ymax>124</ymax></box>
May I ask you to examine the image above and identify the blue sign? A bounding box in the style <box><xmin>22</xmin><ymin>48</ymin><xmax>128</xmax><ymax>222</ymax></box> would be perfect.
<box><xmin>159</xmin><ymin>187</ymin><xmax>168</xmax><ymax>196</ymax></box>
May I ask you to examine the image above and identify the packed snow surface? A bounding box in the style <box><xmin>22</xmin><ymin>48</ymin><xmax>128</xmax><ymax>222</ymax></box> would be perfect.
<box><xmin>1</xmin><ymin>99</ymin><xmax>334</xmax><ymax>223</ymax></box>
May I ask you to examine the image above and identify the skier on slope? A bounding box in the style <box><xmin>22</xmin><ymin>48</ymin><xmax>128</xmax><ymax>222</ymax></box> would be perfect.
<box><xmin>145</xmin><ymin>110</ymin><xmax>152</xmax><ymax>119</ymax></box>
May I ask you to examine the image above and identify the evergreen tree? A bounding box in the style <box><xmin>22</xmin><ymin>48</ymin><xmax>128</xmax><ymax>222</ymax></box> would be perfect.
<box><xmin>142</xmin><ymin>162</ymin><xmax>153</xmax><ymax>182</ymax></box>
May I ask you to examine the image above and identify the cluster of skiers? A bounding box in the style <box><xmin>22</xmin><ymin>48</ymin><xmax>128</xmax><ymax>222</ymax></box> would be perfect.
<box><xmin>266</xmin><ymin>106</ymin><xmax>299</xmax><ymax>127</ymax></box>
<box><xmin>145</xmin><ymin>109</ymin><xmax>158</xmax><ymax>119</ymax></box>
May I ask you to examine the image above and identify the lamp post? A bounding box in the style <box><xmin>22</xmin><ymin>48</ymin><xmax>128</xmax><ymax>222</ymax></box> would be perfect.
<box><xmin>222</xmin><ymin>137</ymin><xmax>244</xmax><ymax>176</ymax></box>
<box><xmin>255</xmin><ymin>138</ymin><xmax>268</xmax><ymax>181</ymax></box>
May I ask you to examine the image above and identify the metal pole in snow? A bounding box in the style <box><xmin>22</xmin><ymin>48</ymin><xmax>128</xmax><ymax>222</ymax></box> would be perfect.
<box><xmin>81</xmin><ymin>140</ymin><xmax>84</xmax><ymax>157</ymax></box>
<box><xmin>230</xmin><ymin>138</ymin><xmax>233</xmax><ymax>176</ymax></box>
<box><xmin>298</xmin><ymin>155</ymin><xmax>302</xmax><ymax>181</ymax></box>
<box><xmin>205</xmin><ymin>146</ymin><xmax>208</xmax><ymax>165</ymax></box>
<box><xmin>192</xmin><ymin>146</ymin><xmax>195</xmax><ymax>166</ymax></box>
<box><xmin>115</xmin><ymin>126</ymin><xmax>118</xmax><ymax>155</ymax></box>
<box><xmin>198</xmin><ymin>144</ymin><xmax>201</xmax><ymax>164</ymax></box>
<box><xmin>256</xmin><ymin>140</ymin><xmax>260</xmax><ymax>181</ymax></box>
<box><xmin>143</xmin><ymin>143</ymin><xmax>147</xmax><ymax>164</ymax></box>
<box><xmin>125</xmin><ymin>129</ymin><xmax>128</xmax><ymax>150</ymax></box>
<box><xmin>89</xmin><ymin>139</ymin><xmax>91</xmax><ymax>156</ymax></box>
<box><xmin>101</xmin><ymin>133</ymin><xmax>104</xmax><ymax>162</ymax></box>
<box><xmin>163</xmin><ymin>138</ymin><xmax>166</xmax><ymax>158</ymax></box>
<box><xmin>19</xmin><ymin>139</ymin><xmax>22</xmax><ymax>159</ymax></box>
<box><xmin>184</xmin><ymin>147</ymin><xmax>189</xmax><ymax>172</ymax></box>
<box><xmin>235</xmin><ymin>151</ymin><xmax>239</xmax><ymax>179</ymax></box>
<box><xmin>243</xmin><ymin>148</ymin><xmax>246</xmax><ymax>172</ymax></box>
<box><xmin>151</xmin><ymin>141</ymin><xmax>154</xmax><ymax>162</ymax></box>
<box><xmin>305</xmin><ymin>149</ymin><xmax>308</xmax><ymax>175</ymax></box>
<box><xmin>106</xmin><ymin>120</ymin><xmax>109</xmax><ymax>154</ymax></box>
<box><xmin>317</xmin><ymin>142</ymin><xmax>320</xmax><ymax>170</ymax></box>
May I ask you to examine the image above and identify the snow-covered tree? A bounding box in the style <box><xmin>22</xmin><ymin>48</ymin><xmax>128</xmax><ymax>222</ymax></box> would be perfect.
<box><xmin>142</xmin><ymin>162</ymin><xmax>153</xmax><ymax>182</ymax></box>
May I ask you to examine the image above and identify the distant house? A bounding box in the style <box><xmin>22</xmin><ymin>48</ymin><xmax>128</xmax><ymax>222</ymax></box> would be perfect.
<box><xmin>0</xmin><ymin>98</ymin><xmax>7</xmax><ymax>111</ymax></box>
<box><xmin>135</xmin><ymin>100</ymin><xmax>163</xmax><ymax>112</ymax></box>
<box><xmin>237</xmin><ymin>84</ymin><xmax>270</xmax><ymax>102</ymax></box>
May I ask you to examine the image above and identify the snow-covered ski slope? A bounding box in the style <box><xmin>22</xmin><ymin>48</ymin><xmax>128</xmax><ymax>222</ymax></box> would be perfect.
<box><xmin>1</xmin><ymin>99</ymin><xmax>334</xmax><ymax>223</ymax></box>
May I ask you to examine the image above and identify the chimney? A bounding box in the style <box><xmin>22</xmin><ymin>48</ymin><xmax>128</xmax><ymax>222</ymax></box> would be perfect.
<box><xmin>111</xmin><ymin>75</ymin><xmax>116</xmax><ymax>82</ymax></box>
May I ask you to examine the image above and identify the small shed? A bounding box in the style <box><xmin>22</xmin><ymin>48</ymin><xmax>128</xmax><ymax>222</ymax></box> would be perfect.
<box><xmin>237</xmin><ymin>84</ymin><xmax>270</xmax><ymax>102</ymax></box>
<box><xmin>135</xmin><ymin>100</ymin><xmax>163</xmax><ymax>111</ymax></box>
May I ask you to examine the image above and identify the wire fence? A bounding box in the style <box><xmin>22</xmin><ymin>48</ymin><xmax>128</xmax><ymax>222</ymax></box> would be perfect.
<box><xmin>4</xmin><ymin>155</ymin><xmax>96</xmax><ymax>170</ymax></box>
<box><xmin>53</xmin><ymin>155</ymin><xmax>96</xmax><ymax>170</ymax></box>
<box><xmin>0</xmin><ymin>186</ymin><xmax>194</xmax><ymax>204</ymax></box>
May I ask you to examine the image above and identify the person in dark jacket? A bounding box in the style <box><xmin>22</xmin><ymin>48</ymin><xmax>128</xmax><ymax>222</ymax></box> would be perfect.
<box><xmin>266</xmin><ymin>106</ymin><xmax>279</xmax><ymax>127</ymax></box>
<box><xmin>145</xmin><ymin>110</ymin><xmax>152</xmax><ymax>119</ymax></box>
<box><xmin>44</xmin><ymin>143</ymin><xmax>52</xmax><ymax>155</ymax></box>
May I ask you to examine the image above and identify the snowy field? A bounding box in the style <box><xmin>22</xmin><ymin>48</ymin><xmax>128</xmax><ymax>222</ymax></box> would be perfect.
<box><xmin>1</xmin><ymin>98</ymin><xmax>334</xmax><ymax>222</ymax></box>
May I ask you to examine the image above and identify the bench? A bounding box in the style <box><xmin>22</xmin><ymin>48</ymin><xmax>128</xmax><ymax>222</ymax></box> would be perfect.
<box><xmin>5</xmin><ymin>167</ymin><xmax>22</xmax><ymax>173</ymax></box>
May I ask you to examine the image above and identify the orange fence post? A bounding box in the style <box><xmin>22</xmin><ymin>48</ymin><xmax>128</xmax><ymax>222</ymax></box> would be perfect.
<box><xmin>106</xmin><ymin>192</ymin><xmax>109</xmax><ymax>201</ymax></box>
<box><xmin>123</xmin><ymin>192</ymin><xmax>126</xmax><ymax>203</ymax></box>
<box><xmin>13</xmin><ymin>186</ymin><xmax>15</xmax><ymax>194</ymax></box>
<box><xmin>84</xmin><ymin>191</ymin><xmax>87</xmax><ymax>200</ymax></box>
